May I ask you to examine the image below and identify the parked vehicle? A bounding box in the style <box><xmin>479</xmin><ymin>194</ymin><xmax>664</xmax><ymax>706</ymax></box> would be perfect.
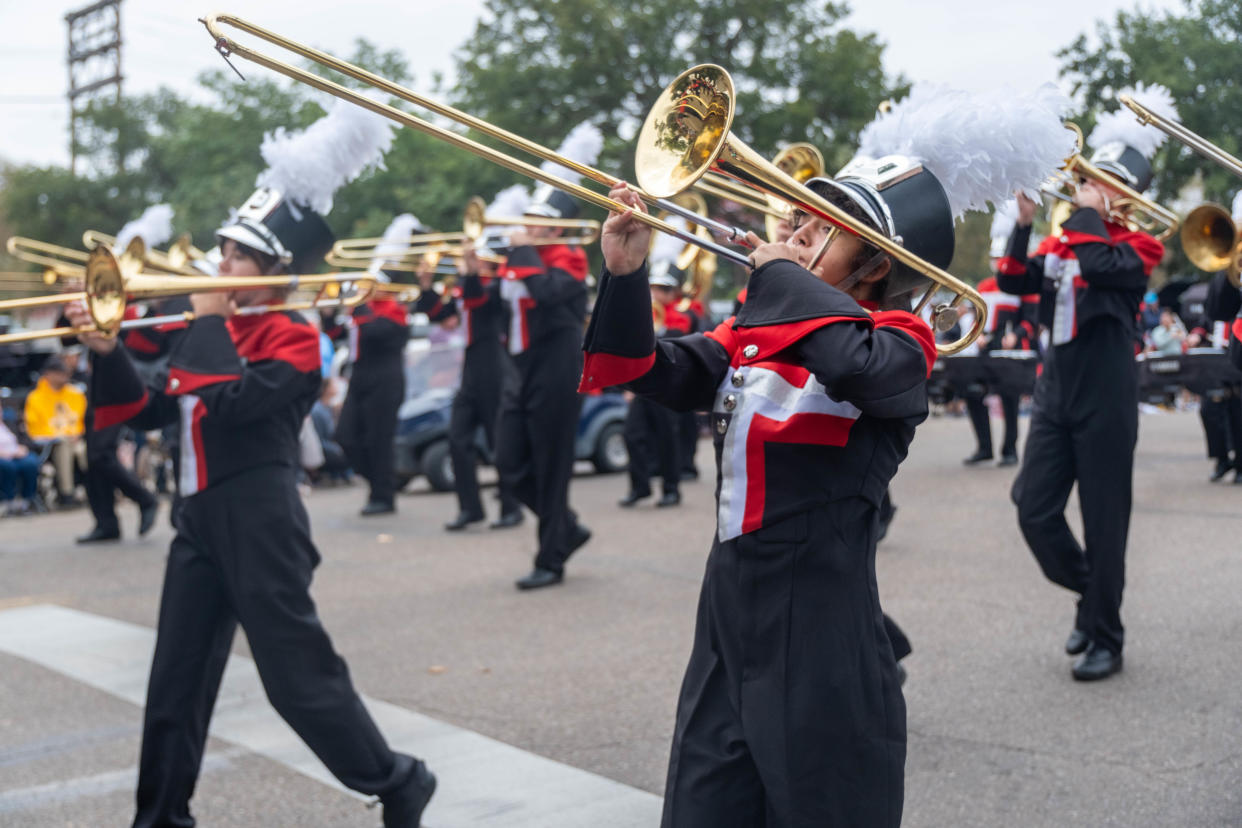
<box><xmin>390</xmin><ymin>341</ymin><xmax>629</xmax><ymax>492</ymax></box>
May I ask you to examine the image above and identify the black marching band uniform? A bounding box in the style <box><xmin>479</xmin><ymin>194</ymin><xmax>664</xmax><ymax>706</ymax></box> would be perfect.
<box><xmin>89</xmin><ymin>187</ymin><xmax>433</xmax><ymax>827</ymax></box>
<box><xmin>499</xmin><ymin>187</ymin><xmax>592</xmax><ymax>589</ymax></box>
<box><xmin>415</xmin><ymin>259</ymin><xmax>523</xmax><ymax>529</ymax></box>
<box><xmin>337</xmin><ymin>293</ymin><xmax>410</xmax><ymax>514</ymax></box>
<box><xmin>997</xmin><ymin>140</ymin><xmax>1164</xmax><ymax>680</ymax></box>
<box><xmin>583</xmin><ymin>150</ymin><xmax>963</xmax><ymax>823</ymax></box>
<box><xmin>620</xmin><ymin>262</ymin><xmax>695</xmax><ymax>507</ymax></box>
<box><xmin>961</xmin><ymin>276</ymin><xmax>1034</xmax><ymax>466</ymax></box>
<box><xmin>1199</xmin><ymin>270</ymin><xmax>1242</xmax><ymax>481</ymax></box>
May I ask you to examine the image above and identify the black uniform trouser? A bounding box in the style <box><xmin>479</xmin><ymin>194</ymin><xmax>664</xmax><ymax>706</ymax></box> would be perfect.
<box><xmin>625</xmin><ymin>396</ymin><xmax>681</xmax><ymax>497</ymax></box>
<box><xmin>134</xmin><ymin>467</ymin><xmax>413</xmax><ymax>828</ymax></box>
<box><xmin>1199</xmin><ymin>387</ymin><xmax>1242</xmax><ymax>462</ymax></box>
<box><xmin>450</xmin><ymin>347</ymin><xmax>519</xmax><ymax>518</ymax></box>
<box><xmin>679</xmin><ymin>412</ymin><xmax>699</xmax><ymax>476</ymax></box>
<box><xmin>495</xmin><ymin>333</ymin><xmax>582</xmax><ymax>574</ymax></box>
<box><xmin>662</xmin><ymin>502</ymin><xmax>906</xmax><ymax>828</ymax></box>
<box><xmin>86</xmin><ymin>423</ymin><xmax>156</xmax><ymax>535</ymax></box>
<box><xmin>1011</xmin><ymin>326</ymin><xmax>1137</xmax><ymax>656</ymax></box>
<box><xmin>338</xmin><ymin>368</ymin><xmax>404</xmax><ymax>505</ymax></box>
<box><xmin>965</xmin><ymin>388</ymin><xmax>1020</xmax><ymax>457</ymax></box>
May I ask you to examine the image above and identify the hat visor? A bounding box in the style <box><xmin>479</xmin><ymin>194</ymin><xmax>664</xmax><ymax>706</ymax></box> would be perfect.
<box><xmin>523</xmin><ymin>203</ymin><xmax>561</xmax><ymax>219</ymax></box>
<box><xmin>216</xmin><ymin>224</ymin><xmax>280</xmax><ymax>261</ymax></box>
<box><xmin>802</xmin><ymin>176</ymin><xmax>892</xmax><ymax>237</ymax></box>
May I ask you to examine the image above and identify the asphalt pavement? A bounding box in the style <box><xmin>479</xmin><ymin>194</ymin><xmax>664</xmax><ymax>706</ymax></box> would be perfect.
<box><xmin>0</xmin><ymin>408</ymin><xmax>1239</xmax><ymax>827</ymax></box>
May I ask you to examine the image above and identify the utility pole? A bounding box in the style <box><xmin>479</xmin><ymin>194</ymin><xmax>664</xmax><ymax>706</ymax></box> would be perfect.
<box><xmin>66</xmin><ymin>0</ymin><xmax>123</xmax><ymax>176</ymax></box>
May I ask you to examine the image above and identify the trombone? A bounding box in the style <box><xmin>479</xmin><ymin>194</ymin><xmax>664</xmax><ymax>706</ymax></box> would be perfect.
<box><xmin>6</xmin><ymin>236</ymin><xmax>91</xmax><ymax>285</ymax></box>
<box><xmin>82</xmin><ymin>230</ymin><xmax>207</xmax><ymax>275</ymax></box>
<box><xmin>1039</xmin><ymin>123</ymin><xmax>1180</xmax><ymax>241</ymax></box>
<box><xmin>1180</xmin><ymin>204</ymin><xmax>1242</xmax><ymax>288</ymax></box>
<box><xmin>201</xmin><ymin>15</ymin><xmax>985</xmax><ymax>353</ymax></box>
<box><xmin>0</xmin><ymin>246</ymin><xmax>379</xmax><ymax>345</ymax></box>
<box><xmin>1120</xmin><ymin>93</ymin><xmax>1242</xmax><ymax>179</ymax></box>
<box><xmin>694</xmin><ymin>143</ymin><xmax>826</xmax><ymax>240</ymax></box>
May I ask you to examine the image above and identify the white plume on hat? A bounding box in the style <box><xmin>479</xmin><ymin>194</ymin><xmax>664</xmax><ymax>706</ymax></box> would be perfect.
<box><xmin>988</xmin><ymin>199</ymin><xmax>1020</xmax><ymax>258</ymax></box>
<box><xmin>858</xmin><ymin>82</ymin><xmax>1076</xmax><ymax>218</ymax></box>
<box><xmin>488</xmin><ymin>183</ymin><xmax>532</xmax><ymax>218</ymax></box>
<box><xmin>1231</xmin><ymin>191</ymin><xmax>1242</xmax><ymax>223</ymax></box>
<box><xmin>1088</xmin><ymin>83</ymin><xmax>1177</xmax><ymax>160</ymax></box>
<box><xmin>539</xmin><ymin>121</ymin><xmax>603</xmax><ymax>185</ymax></box>
<box><xmin>650</xmin><ymin>214</ymin><xmax>692</xmax><ymax>266</ymax></box>
<box><xmin>256</xmin><ymin>99</ymin><xmax>396</xmax><ymax>215</ymax></box>
<box><xmin>114</xmin><ymin>204</ymin><xmax>174</xmax><ymax>253</ymax></box>
<box><xmin>369</xmin><ymin>213</ymin><xmax>425</xmax><ymax>279</ymax></box>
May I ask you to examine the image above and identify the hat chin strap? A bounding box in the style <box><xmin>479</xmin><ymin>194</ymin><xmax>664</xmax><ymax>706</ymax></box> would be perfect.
<box><xmin>836</xmin><ymin>250</ymin><xmax>890</xmax><ymax>296</ymax></box>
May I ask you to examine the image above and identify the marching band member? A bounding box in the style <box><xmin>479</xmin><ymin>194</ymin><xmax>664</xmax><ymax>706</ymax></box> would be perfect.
<box><xmin>997</xmin><ymin>84</ymin><xmax>1173</xmax><ymax>681</ymax></box>
<box><xmin>619</xmin><ymin>257</ymin><xmax>694</xmax><ymax>508</ymax></box>
<box><xmin>67</xmin><ymin>105</ymin><xmax>435</xmax><ymax>828</ymax></box>
<box><xmin>581</xmin><ymin>83</ymin><xmax>1071</xmax><ymax>826</ymax></box>
<box><xmin>415</xmin><ymin>188</ymin><xmax>525</xmax><ymax>531</ymax></box>
<box><xmin>500</xmin><ymin>123</ymin><xmax>599</xmax><ymax>591</ymax></box>
<box><xmin>336</xmin><ymin>214</ymin><xmax>416</xmax><ymax>516</ymax></box>
<box><xmin>1202</xmin><ymin>215</ymin><xmax>1242</xmax><ymax>482</ymax></box>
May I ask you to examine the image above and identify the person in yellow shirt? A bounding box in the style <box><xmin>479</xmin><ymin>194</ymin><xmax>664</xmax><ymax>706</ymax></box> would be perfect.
<box><xmin>23</xmin><ymin>357</ymin><xmax>87</xmax><ymax>504</ymax></box>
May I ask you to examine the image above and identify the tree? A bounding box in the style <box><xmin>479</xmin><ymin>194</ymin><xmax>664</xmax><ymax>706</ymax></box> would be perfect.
<box><xmin>1058</xmin><ymin>1</ymin><xmax>1242</xmax><ymax>215</ymax></box>
<box><xmin>453</xmin><ymin>0</ymin><xmax>908</xmax><ymax>293</ymax></box>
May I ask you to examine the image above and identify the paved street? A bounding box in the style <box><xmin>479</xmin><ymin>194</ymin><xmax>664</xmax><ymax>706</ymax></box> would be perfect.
<box><xmin>1</xmin><ymin>410</ymin><xmax>1240</xmax><ymax>827</ymax></box>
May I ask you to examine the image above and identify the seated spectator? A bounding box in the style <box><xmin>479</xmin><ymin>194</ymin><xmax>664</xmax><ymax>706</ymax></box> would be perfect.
<box><xmin>311</xmin><ymin>378</ymin><xmax>351</xmax><ymax>484</ymax></box>
<box><xmin>1148</xmin><ymin>307</ymin><xmax>1188</xmax><ymax>356</ymax></box>
<box><xmin>23</xmin><ymin>357</ymin><xmax>87</xmax><ymax>505</ymax></box>
<box><xmin>0</xmin><ymin>416</ymin><xmax>39</xmax><ymax>515</ymax></box>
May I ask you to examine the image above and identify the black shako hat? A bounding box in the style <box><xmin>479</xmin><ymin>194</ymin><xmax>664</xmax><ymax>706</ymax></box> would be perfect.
<box><xmin>805</xmin><ymin>155</ymin><xmax>955</xmax><ymax>303</ymax></box>
<box><xmin>525</xmin><ymin>184</ymin><xmax>581</xmax><ymax>221</ymax></box>
<box><xmin>1086</xmin><ymin>83</ymin><xmax>1178</xmax><ymax>197</ymax></box>
<box><xmin>1089</xmin><ymin>142</ymin><xmax>1154</xmax><ymax>193</ymax></box>
<box><xmin>217</xmin><ymin>187</ymin><xmax>335</xmax><ymax>274</ymax></box>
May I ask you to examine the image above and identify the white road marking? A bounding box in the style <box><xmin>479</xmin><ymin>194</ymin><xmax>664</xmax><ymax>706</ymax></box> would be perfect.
<box><xmin>0</xmin><ymin>604</ymin><xmax>662</xmax><ymax>827</ymax></box>
<box><xmin>0</xmin><ymin>747</ymin><xmax>244</xmax><ymax>814</ymax></box>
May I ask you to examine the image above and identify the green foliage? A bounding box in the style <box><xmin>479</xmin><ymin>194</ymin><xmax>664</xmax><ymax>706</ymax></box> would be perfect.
<box><xmin>1058</xmin><ymin>0</ymin><xmax>1242</xmax><ymax>280</ymax></box>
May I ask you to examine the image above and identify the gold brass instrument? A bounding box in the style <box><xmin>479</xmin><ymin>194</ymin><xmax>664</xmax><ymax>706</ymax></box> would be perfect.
<box><xmin>649</xmin><ymin>192</ymin><xmax>717</xmax><ymax>310</ymax></box>
<box><xmin>1120</xmin><ymin>94</ymin><xmax>1242</xmax><ymax>179</ymax></box>
<box><xmin>201</xmin><ymin>17</ymin><xmax>983</xmax><ymax>352</ymax></box>
<box><xmin>200</xmin><ymin>15</ymin><xmax>756</xmax><ymax>268</ymax></box>
<box><xmin>460</xmin><ymin>195</ymin><xmax>601</xmax><ymax>245</ymax></box>
<box><xmin>82</xmin><ymin>230</ymin><xmax>206</xmax><ymax>275</ymax></box>
<box><xmin>6</xmin><ymin>236</ymin><xmax>92</xmax><ymax>285</ymax></box>
<box><xmin>1180</xmin><ymin>204</ymin><xmax>1242</xmax><ymax>288</ymax></box>
<box><xmin>1040</xmin><ymin>123</ymin><xmax>1180</xmax><ymax>241</ymax></box>
<box><xmin>0</xmin><ymin>246</ymin><xmax>379</xmax><ymax>345</ymax></box>
<box><xmin>694</xmin><ymin>143</ymin><xmax>826</xmax><ymax>241</ymax></box>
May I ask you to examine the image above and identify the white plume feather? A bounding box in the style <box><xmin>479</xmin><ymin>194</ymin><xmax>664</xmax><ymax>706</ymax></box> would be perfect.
<box><xmin>114</xmin><ymin>204</ymin><xmax>174</xmax><ymax>252</ymax></box>
<box><xmin>370</xmin><ymin>214</ymin><xmax>425</xmax><ymax>271</ymax></box>
<box><xmin>1088</xmin><ymin>82</ymin><xmax>1178</xmax><ymax>160</ymax></box>
<box><xmin>487</xmin><ymin>184</ymin><xmax>531</xmax><ymax>218</ymax></box>
<box><xmin>858</xmin><ymin>82</ymin><xmax>1076</xmax><ymax>218</ymax></box>
<box><xmin>256</xmin><ymin>99</ymin><xmax>395</xmax><ymax>215</ymax></box>
<box><xmin>539</xmin><ymin>121</ymin><xmax>603</xmax><ymax>185</ymax></box>
<box><xmin>1232</xmin><ymin>191</ymin><xmax>1242</xmax><ymax>222</ymax></box>
<box><xmin>650</xmin><ymin>214</ymin><xmax>692</xmax><ymax>266</ymax></box>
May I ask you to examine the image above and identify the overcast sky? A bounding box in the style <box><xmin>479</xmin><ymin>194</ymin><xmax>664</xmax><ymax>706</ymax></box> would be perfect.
<box><xmin>0</xmin><ymin>0</ymin><xmax>1184</xmax><ymax>168</ymax></box>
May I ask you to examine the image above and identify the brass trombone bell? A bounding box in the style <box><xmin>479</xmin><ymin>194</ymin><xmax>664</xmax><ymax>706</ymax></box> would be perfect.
<box><xmin>200</xmin><ymin>14</ymin><xmax>757</xmax><ymax>271</ymax></box>
<box><xmin>1181</xmin><ymin>203</ymin><xmax>1242</xmax><ymax>288</ymax></box>
<box><xmin>0</xmin><ymin>246</ymin><xmax>379</xmax><ymax>345</ymax></box>
<box><xmin>1039</xmin><ymin>123</ymin><xmax>1180</xmax><ymax>241</ymax></box>
<box><xmin>634</xmin><ymin>64</ymin><xmax>987</xmax><ymax>354</ymax></box>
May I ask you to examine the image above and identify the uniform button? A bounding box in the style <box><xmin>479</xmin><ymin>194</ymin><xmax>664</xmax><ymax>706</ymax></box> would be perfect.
<box><xmin>1060</xmin><ymin>235</ymin><xmax>1069</xmax><ymax>244</ymax></box>
<box><xmin>731</xmin><ymin>372</ymin><xmax>744</xmax><ymax>387</ymax></box>
<box><xmin>723</xmin><ymin>394</ymin><xmax>737</xmax><ymax>411</ymax></box>
<box><xmin>716</xmin><ymin>416</ymin><xmax>728</xmax><ymax>435</ymax></box>
<box><xmin>168</xmin><ymin>377</ymin><xmax>180</xmax><ymax>391</ymax></box>
<box><xmin>743</xmin><ymin>344</ymin><xmax>759</xmax><ymax>359</ymax></box>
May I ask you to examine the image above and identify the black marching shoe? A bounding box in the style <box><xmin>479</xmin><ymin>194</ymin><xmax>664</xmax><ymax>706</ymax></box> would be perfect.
<box><xmin>656</xmin><ymin>491</ymin><xmax>681</xmax><ymax>508</ymax></box>
<box><xmin>1072</xmin><ymin>643</ymin><xmax>1123</xmax><ymax>682</ymax></box>
<box><xmin>445</xmin><ymin>512</ymin><xmax>484</xmax><ymax>531</ymax></box>
<box><xmin>515</xmin><ymin>566</ymin><xmax>564</xmax><ymax>591</ymax></box>
<box><xmin>617</xmin><ymin>490</ymin><xmax>651</xmax><ymax>508</ymax></box>
<box><xmin>962</xmin><ymin>450</ymin><xmax>994</xmax><ymax>466</ymax></box>
<box><xmin>998</xmin><ymin>453</ymin><xmax>1019</xmax><ymax>467</ymax></box>
<box><xmin>380</xmin><ymin>760</ymin><xmax>436</xmax><ymax>828</ymax></box>
<box><xmin>360</xmin><ymin>500</ymin><xmax>396</xmax><ymax>516</ymax></box>
<box><xmin>569</xmin><ymin>523</ymin><xmax>592</xmax><ymax>554</ymax></box>
<box><xmin>489</xmin><ymin>510</ymin><xmax>524</xmax><ymax>530</ymax></box>
<box><xmin>1064</xmin><ymin>627</ymin><xmax>1090</xmax><ymax>656</ymax></box>
<box><xmin>138</xmin><ymin>501</ymin><xmax>159</xmax><ymax>537</ymax></box>
<box><xmin>1210</xmin><ymin>457</ymin><xmax>1232</xmax><ymax>482</ymax></box>
<box><xmin>76</xmin><ymin>526</ymin><xmax>120</xmax><ymax>544</ymax></box>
